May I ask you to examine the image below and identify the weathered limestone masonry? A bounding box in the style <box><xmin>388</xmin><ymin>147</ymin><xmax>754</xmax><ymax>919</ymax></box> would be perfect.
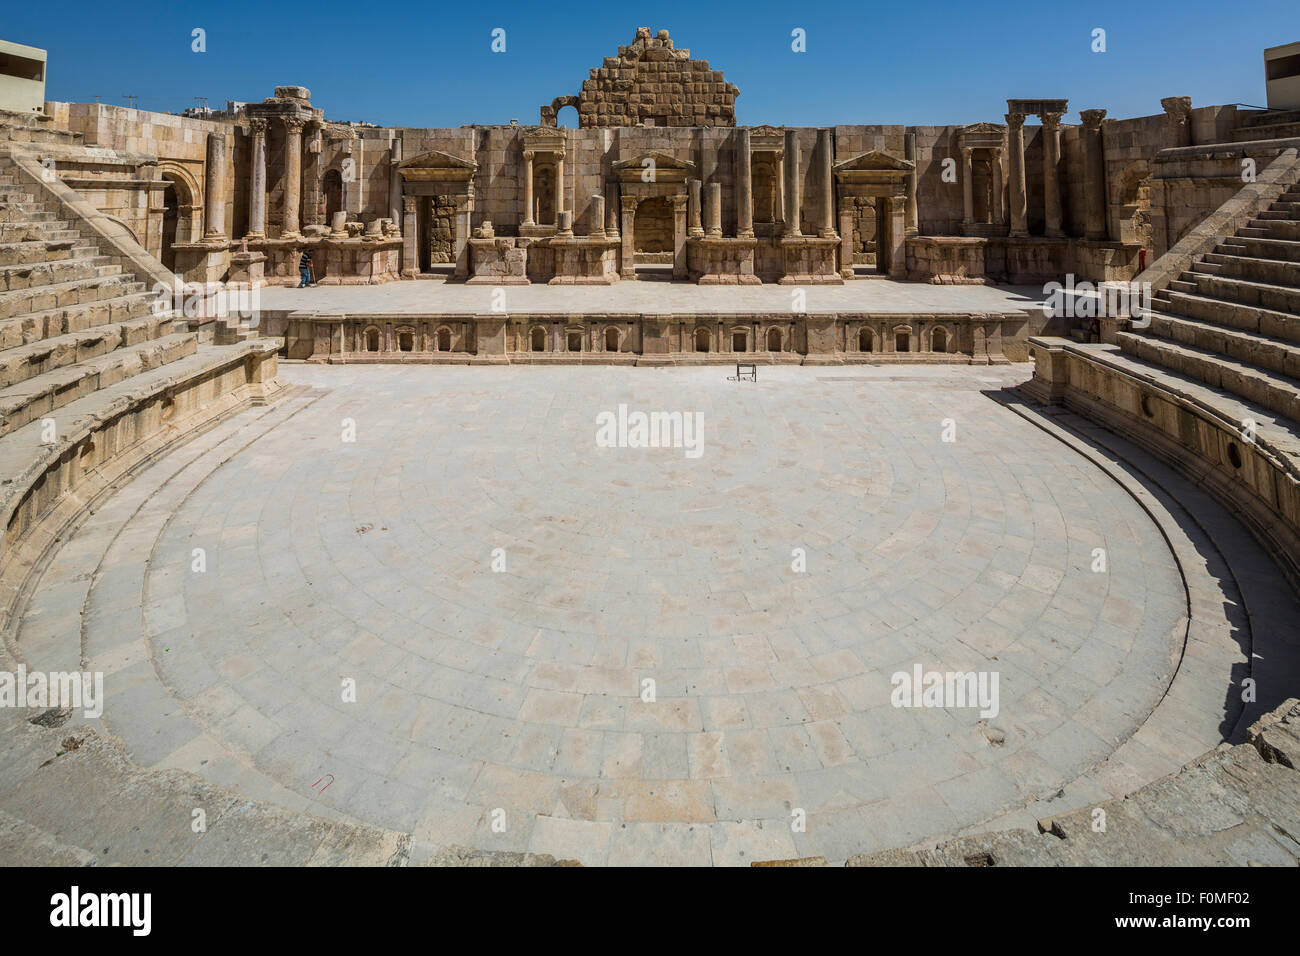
<box><xmin>0</xmin><ymin>107</ymin><xmax>285</xmax><ymax>634</ymax></box>
<box><xmin>1026</xmin><ymin>138</ymin><xmax>1300</xmax><ymax>592</ymax></box>
<box><xmin>15</xmin><ymin>28</ymin><xmax>1292</xmax><ymax>365</ymax></box>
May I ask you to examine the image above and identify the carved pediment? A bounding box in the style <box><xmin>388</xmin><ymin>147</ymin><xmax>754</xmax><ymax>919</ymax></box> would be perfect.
<box><xmin>834</xmin><ymin>150</ymin><xmax>915</xmax><ymax>174</ymax></box>
<box><xmin>522</xmin><ymin>128</ymin><xmax>567</xmax><ymax>153</ymax></box>
<box><xmin>397</xmin><ymin>151</ymin><xmax>480</xmax><ymax>183</ymax></box>
<box><xmin>612</xmin><ymin>150</ymin><xmax>696</xmax><ymax>172</ymax></box>
<box><xmin>748</xmin><ymin>124</ymin><xmax>784</xmax><ymax>137</ymax></box>
<box><xmin>961</xmin><ymin>122</ymin><xmax>1005</xmax><ymax>135</ymax></box>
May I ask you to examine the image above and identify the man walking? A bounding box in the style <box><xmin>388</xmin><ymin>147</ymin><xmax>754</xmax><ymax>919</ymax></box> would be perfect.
<box><xmin>298</xmin><ymin>247</ymin><xmax>314</xmax><ymax>288</ymax></box>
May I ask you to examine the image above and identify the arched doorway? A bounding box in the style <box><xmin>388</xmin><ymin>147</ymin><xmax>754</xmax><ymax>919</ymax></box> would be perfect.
<box><xmin>858</xmin><ymin>327</ymin><xmax>873</xmax><ymax>353</ymax></box>
<box><xmin>766</xmin><ymin>327</ymin><xmax>782</xmax><ymax>352</ymax></box>
<box><xmin>160</xmin><ymin>182</ymin><xmax>179</xmax><ymax>274</ymax></box>
<box><xmin>535</xmin><ymin>166</ymin><xmax>556</xmax><ymax>226</ymax></box>
<box><xmin>694</xmin><ymin>327</ymin><xmax>710</xmax><ymax>353</ymax></box>
<box><xmin>604</xmin><ymin>327</ymin><xmax>619</xmax><ymax>352</ymax></box>
<box><xmin>732</xmin><ymin>330</ymin><xmax>747</xmax><ymax>353</ymax></box>
<box><xmin>364</xmin><ymin>327</ymin><xmax>380</xmax><ymax>352</ymax></box>
<box><xmin>437</xmin><ymin>327</ymin><xmax>451</xmax><ymax>351</ymax></box>
<box><xmin>531</xmin><ymin>327</ymin><xmax>546</xmax><ymax>352</ymax></box>
<box><xmin>932</xmin><ymin>327</ymin><xmax>948</xmax><ymax>353</ymax></box>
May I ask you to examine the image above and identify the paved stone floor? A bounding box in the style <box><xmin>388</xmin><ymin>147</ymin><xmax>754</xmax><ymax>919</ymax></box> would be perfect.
<box><xmin>259</xmin><ymin>278</ymin><xmax>1049</xmax><ymax>316</ymax></box>
<box><xmin>13</xmin><ymin>362</ymin><xmax>1196</xmax><ymax>865</ymax></box>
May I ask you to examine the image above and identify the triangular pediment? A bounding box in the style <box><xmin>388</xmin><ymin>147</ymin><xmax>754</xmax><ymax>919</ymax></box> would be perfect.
<box><xmin>961</xmin><ymin>122</ymin><xmax>1005</xmax><ymax>135</ymax></box>
<box><xmin>612</xmin><ymin>151</ymin><xmax>697</xmax><ymax>173</ymax></box>
<box><xmin>397</xmin><ymin>149</ymin><xmax>478</xmax><ymax>171</ymax></box>
<box><xmin>748</xmin><ymin>124</ymin><xmax>785</xmax><ymax>137</ymax></box>
<box><xmin>834</xmin><ymin>150</ymin><xmax>914</xmax><ymax>173</ymax></box>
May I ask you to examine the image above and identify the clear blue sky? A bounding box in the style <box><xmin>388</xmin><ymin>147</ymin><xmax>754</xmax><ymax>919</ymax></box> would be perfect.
<box><xmin>5</xmin><ymin>0</ymin><xmax>1296</xmax><ymax>127</ymax></box>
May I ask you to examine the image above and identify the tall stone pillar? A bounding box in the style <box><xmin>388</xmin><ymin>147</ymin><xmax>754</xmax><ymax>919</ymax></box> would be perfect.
<box><xmin>904</xmin><ymin>131</ymin><xmax>918</xmax><ymax>235</ymax></box>
<box><xmin>783</xmin><ymin>130</ymin><xmax>802</xmax><ymax>238</ymax></box>
<box><xmin>839</xmin><ymin>198</ymin><xmax>855</xmax><ymax>280</ymax></box>
<box><xmin>203</xmin><ymin>131</ymin><xmax>227</xmax><ymax>240</ymax></box>
<box><xmin>620</xmin><ymin>195</ymin><xmax>637</xmax><ymax>279</ymax></box>
<box><xmin>247</xmin><ymin>119</ymin><xmax>267</xmax><ymax>239</ymax></box>
<box><xmin>671</xmin><ymin>195</ymin><xmax>688</xmax><ymax>280</ymax></box>
<box><xmin>402</xmin><ymin>196</ymin><xmax>419</xmax><ymax>277</ymax></box>
<box><xmin>1042</xmin><ymin>112</ymin><xmax>1064</xmax><ymax>238</ymax></box>
<box><xmin>387</xmin><ymin>136</ymin><xmax>403</xmax><ymax>230</ymax></box>
<box><xmin>453</xmin><ymin>196</ymin><xmax>471</xmax><ymax>279</ymax></box>
<box><xmin>818</xmin><ymin>128</ymin><xmax>836</xmax><ymax>238</ymax></box>
<box><xmin>1080</xmin><ymin>109</ymin><xmax>1108</xmax><ymax>241</ymax></box>
<box><xmin>590</xmin><ymin>194</ymin><xmax>605</xmax><ymax>238</ymax></box>
<box><xmin>1160</xmin><ymin>96</ymin><xmax>1193</xmax><ymax>149</ymax></box>
<box><xmin>991</xmin><ymin>150</ymin><xmax>1004</xmax><ymax>226</ymax></box>
<box><xmin>282</xmin><ymin>116</ymin><xmax>305</xmax><ymax>238</ymax></box>
<box><xmin>960</xmin><ymin>146</ymin><xmax>975</xmax><ymax>226</ymax></box>
<box><xmin>555</xmin><ymin>155</ymin><xmax>565</xmax><ymax>216</ymax></box>
<box><xmin>606</xmin><ymin>182</ymin><xmax>619</xmax><ymax>239</ymax></box>
<box><xmin>688</xmin><ymin>179</ymin><xmax>704</xmax><ymax>237</ymax></box>
<box><xmin>706</xmin><ymin>182</ymin><xmax>722</xmax><ymax>237</ymax></box>
<box><xmin>887</xmin><ymin>196</ymin><xmax>906</xmax><ymax>279</ymax></box>
<box><xmin>1005</xmin><ymin>113</ymin><xmax>1027</xmax><ymax>238</ymax></box>
<box><xmin>522</xmin><ymin>151</ymin><xmax>535</xmax><ymax>226</ymax></box>
<box><xmin>736</xmin><ymin>127</ymin><xmax>754</xmax><ymax>238</ymax></box>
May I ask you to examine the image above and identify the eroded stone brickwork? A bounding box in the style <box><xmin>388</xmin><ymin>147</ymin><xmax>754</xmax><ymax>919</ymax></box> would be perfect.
<box><xmin>545</xmin><ymin>27</ymin><xmax>738</xmax><ymax>129</ymax></box>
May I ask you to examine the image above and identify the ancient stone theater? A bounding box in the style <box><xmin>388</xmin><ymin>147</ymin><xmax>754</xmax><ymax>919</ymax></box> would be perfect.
<box><xmin>0</xmin><ymin>25</ymin><xmax>1299</xmax><ymax>867</ymax></box>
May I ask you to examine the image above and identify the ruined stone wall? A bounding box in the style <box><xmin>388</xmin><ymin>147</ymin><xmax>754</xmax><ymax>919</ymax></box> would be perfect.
<box><xmin>570</xmin><ymin>28</ymin><xmax>738</xmax><ymax>129</ymax></box>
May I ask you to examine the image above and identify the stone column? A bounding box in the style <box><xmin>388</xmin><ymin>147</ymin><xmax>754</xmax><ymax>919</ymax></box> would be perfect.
<box><xmin>522</xmin><ymin>150</ymin><xmax>535</xmax><ymax>226</ymax></box>
<box><xmin>1161</xmin><ymin>96</ymin><xmax>1193</xmax><ymax>149</ymax></box>
<box><xmin>991</xmin><ymin>150</ymin><xmax>1004</xmax><ymax>226</ymax></box>
<box><xmin>736</xmin><ymin>127</ymin><xmax>754</xmax><ymax>238</ymax></box>
<box><xmin>904</xmin><ymin>131</ymin><xmax>918</xmax><ymax>235</ymax></box>
<box><xmin>706</xmin><ymin>183</ymin><xmax>722</xmax><ymax>237</ymax></box>
<box><xmin>203</xmin><ymin>131</ymin><xmax>227</xmax><ymax>240</ymax></box>
<box><xmin>818</xmin><ymin>128</ymin><xmax>836</xmax><ymax>238</ymax></box>
<box><xmin>960</xmin><ymin>146</ymin><xmax>975</xmax><ymax>226</ymax></box>
<box><xmin>590</xmin><ymin>194</ymin><xmax>605</xmax><ymax>238</ymax></box>
<box><xmin>887</xmin><ymin>196</ymin><xmax>906</xmax><ymax>279</ymax></box>
<box><xmin>839</xmin><ymin>197</ymin><xmax>855</xmax><ymax>280</ymax></box>
<box><xmin>783</xmin><ymin>130</ymin><xmax>802</xmax><ymax>238</ymax></box>
<box><xmin>606</xmin><ymin>182</ymin><xmax>619</xmax><ymax>239</ymax></box>
<box><xmin>282</xmin><ymin>116</ymin><xmax>305</xmax><ymax>238</ymax></box>
<box><xmin>688</xmin><ymin>179</ymin><xmax>704</xmax><ymax>236</ymax></box>
<box><xmin>672</xmin><ymin>194</ymin><xmax>688</xmax><ymax>280</ymax></box>
<box><xmin>1041</xmin><ymin>112</ymin><xmax>1064</xmax><ymax>238</ymax></box>
<box><xmin>246</xmin><ymin>119</ymin><xmax>267</xmax><ymax>238</ymax></box>
<box><xmin>1005</xmin><ymin>113</ymin><xmax>1027</xmax><ymax>238</ymax></box>
<box><xmin>555</xmin><ymin>154</ymin><xmax>565</xmax><ymax>216</ymax></box>
<box><xmin>388</xmin><ymin>135</ymin><xmax>402</xmax><ymax>229</ymax></box>
<box><xmin>1080</xmin><ymin>108</ymin><xmax>1108</xmax><ymax>241</ymax></box>
<box><xmin>453</xmin><ymin>196</ymin><xmax>471</xmax><ymax>279</ymax></box>
<box><xmin>402</xmin><ymin>196</ymin><xmax>418</xmax><ymax>276</ymax></box>
<box><xmin>620</xmin><ymin>195</ymin><xmax>636</xmax><ymax>279</ymax></box>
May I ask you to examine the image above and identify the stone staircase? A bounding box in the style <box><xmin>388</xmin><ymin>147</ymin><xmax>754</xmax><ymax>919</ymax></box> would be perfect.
<box><xmin>1113</xmin><ymin>180</ymin><xmax>1300</xmax><ymax>426</ymax></box>
<box><xmin>1230</xmin><ymin>108</ymin><xmax>1300</xmax><ymax>143</ymax></box>
<box><xmin>0</xmin><ymin>140</ymin><xmax>284</xmax><ymax>632</ymax></box>
<box><xmin>0</xmin><ymin>159</ymin><xmax>199</xmax><ymax>436</ymax></box>
<box><xmin>1026</xmin><ymin>146</ymin><xmax>1300</xmax><ymax>589</ymax></box>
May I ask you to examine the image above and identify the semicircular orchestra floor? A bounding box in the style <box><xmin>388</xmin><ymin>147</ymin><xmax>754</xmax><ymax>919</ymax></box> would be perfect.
<box><xmin>17</xmin><ymin>363</ymin><xmax>1192</xmax><ymax>865</ymax></box>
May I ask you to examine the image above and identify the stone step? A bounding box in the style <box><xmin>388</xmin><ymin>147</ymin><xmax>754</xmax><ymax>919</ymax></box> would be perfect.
<box><xmin>1231</xmin><ymin>121</ymin><xmax>1300</xmax><ymax>141</ymax></box>
<box><xmin>0</xmin><ymin>273</ymin><xmax>143</xmax><ymax>321</ymax></box>
<box><xmin>0</xmin><ymin>237</ymin><xmax>96</xmax><ymax>267</ymax></box>
<box><xmin>1256</xmin><ymin>209</ymin><xmax>1296</xmax><ymax>221</ymax></box>
<box><xmin>1117</xmin><ymin>331</ymin><xmax>1300</xmax><ymax>423</ymax></box>
<box><xmin>1155</xmin><ymin>290</ymin><xmax>1300</xmax><ymax>344</ymax></box>
<box><xmin>1185</xmin><ymin>272</ymin><xmax>1300</xmax><ymax>314</ymax></box>
<box><xmin>0</xmin><ymin>257</ymin><xmax>100</xmax><ymax>292</ymax></box>
<box><xmin>1197</xmin><ymin>252</ymin><xmax>1300</xmax><ymax>289</ymax></box>
<box><xmin>0</xmin><ymin>314</ymin><xmax>178</xmax><ymax>390</ymax></box>
<box><xmin>1268</xmin><ymin>201</ymin><xmax>1300</xmax><ymax>216</ymax></box>
<box><xmin>1221</xmin><ymin>237</ymin><xmax>1300</xmax><ymax>264</ymax></box>
<box><xmin>0</xmin><ymin>332</ymin><xmax>197</xmax><ymax>437</ymax></box>
<box><xmin>0</xmin><ymin>290</ymin><xmax>165</xmax><ymax>349</ymax></box>
<box><xmin>1147</xmin><ymin>311</ymin><xmax>1300</xmax><ymax>381</ymax></box>
<box><xmin>1246</xmin><ymin>218</ymin><xmax>1300</xmax><ymax>241</ymax></box>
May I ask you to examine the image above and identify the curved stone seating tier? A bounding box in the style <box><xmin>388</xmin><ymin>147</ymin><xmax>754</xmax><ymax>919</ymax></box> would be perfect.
<box><xmin>0</xmin><ymin>139</ymin><xmax>286</xmax><ymax>633</ymax></box>
<box><xmin>1027</xmin><ymin>149</ymin><xmax>1300</xmax><ymax>590</ymax></box>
